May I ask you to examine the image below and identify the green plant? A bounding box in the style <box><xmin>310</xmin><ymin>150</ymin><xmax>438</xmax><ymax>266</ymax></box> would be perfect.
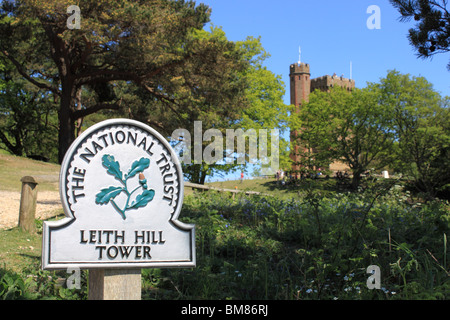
<box><xmin>0</xmin><ymin>271</ymin><xmax>37</xmax><ymax>300</ymax></box>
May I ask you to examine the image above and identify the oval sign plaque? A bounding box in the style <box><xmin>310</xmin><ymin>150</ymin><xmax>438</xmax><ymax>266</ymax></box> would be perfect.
<box><xmin>42</xmin><ymin>119</ymin><xmax>195</xmax><ymax>270</ymax></box>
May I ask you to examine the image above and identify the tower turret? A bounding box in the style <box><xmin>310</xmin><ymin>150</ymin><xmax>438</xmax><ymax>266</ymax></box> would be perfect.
<box><xmin>289</xmin><ymin>62</ymin><xmax>311</xmax><ymax>108</ymax></box>
<box><xmin>289</xmin><ymin>62</ymin><xmax>311</xmax><ymax>176</ymax></box>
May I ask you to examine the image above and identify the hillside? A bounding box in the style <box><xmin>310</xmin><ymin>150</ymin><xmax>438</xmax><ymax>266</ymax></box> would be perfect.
<box><xmin>0</xmin><ymin>153</ymin><xmax>60</xmax><ymax>192</ymax></box>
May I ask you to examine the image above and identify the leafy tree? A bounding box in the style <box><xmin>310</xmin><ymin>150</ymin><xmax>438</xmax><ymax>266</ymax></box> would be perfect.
<box><xmin>377</xmin><ymin>70</ymin><xmax>450</xmax><ymax>199</ymax></box>
<box><xmin>294</xmin><ymin>86</ymin><xmax>396</xmax><ymax>189</ymax></box>
<box><xmin>79</xmin><ymin>30</ymin><xmax>287</xmax><ymax>184</ymax></box>
<box><xmin>138</xmin><ymin>32</ymin><xmax>287</xmax><ymax>184</ymax></box>
<box><xmin>0</xmin><ymin>0</ymin><xmax>247</xmax><ymax>163</ymax></box>
<box><xmin>236</xmin><ymin>36</ymin><xmax>289</xmax><ymax>177</ymax></box>
<box><xmin>0</xmin><ymin>58</ymin><xmax>58</xmax><ymax>161</ymax></box>
<box><xmin>389</xmin><ymin>0</ymin><xmax>450</xmax><ymax>69</ymax></box>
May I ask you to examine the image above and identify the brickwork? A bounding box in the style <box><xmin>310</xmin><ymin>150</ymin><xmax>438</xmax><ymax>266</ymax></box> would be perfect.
<box><xmin>289</xmin><ymin>63</ymin><xmax>311</xmax><ymax>107</ymax></box>
<box><xmin>311</xmin><ymin>74</ymin><xmax>355</xmax><ymax>92</ymax></box>
<box><xmin>289</xmin><ymin>63</ymin><xmax>311</xmax><ymax>173</ymax></box>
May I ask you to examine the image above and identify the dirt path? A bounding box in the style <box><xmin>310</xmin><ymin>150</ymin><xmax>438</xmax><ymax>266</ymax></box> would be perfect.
<box><xmin>0</xmin><ymin>190</ymin><xmax>62</xmax><ymax>230</ymax></box>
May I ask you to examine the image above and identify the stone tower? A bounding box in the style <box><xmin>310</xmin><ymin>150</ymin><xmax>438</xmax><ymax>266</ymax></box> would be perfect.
<box><xmin>290</xmin><ymin>62</ymin><xmax>311</xmax><ymax>107</ymax></box>
<box><xmin>289</xmin><ymin>62</ymin><xmax>356</xmax><ymax>175</ymax></box>
<box><xmin>289</xmin><ymin>62</ymin><xmax>311</xmax><ymax>174</ymax></box>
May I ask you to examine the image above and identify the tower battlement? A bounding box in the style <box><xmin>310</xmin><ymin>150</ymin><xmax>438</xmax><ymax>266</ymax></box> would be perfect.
<box><xmin>311</xmin><ymin>74</ymin><xmax>355</xmax><ymax>92</ymax></box>
<box><xmin>289</xmin><ymin>62</ymin><xmax>310</xmax><ymax>107</ymax></box>
<box><xmin>290</xmin><ymin>62</ymin><xmax>310</xmax><ymax>75</ymax></box>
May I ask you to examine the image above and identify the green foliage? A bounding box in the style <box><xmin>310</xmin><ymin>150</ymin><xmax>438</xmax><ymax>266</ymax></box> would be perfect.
<box><xmin>293</xmin><ymin>85</ymin><xmax>396</xmax><ymax>189</ymax></box>
<box><xmin>389</xmin><ymin>0</ymin><xmax>450</xmax><ymax>70</ymax></box>
<box><xmin>1</xmin><ymin>0</ymin><xmax>251</xmax><ymax>163</ymax></box>
<box><xmin>1</xmin><ymin>178</ymin><xmax>448</xmax><ymax>300</ymax></box>
<box><xmin>169</xmin><ymin>33</ymin><xmax>288</xmax><ymax>184</ymax></box>
<box><xmin>0</xmin><ymin>58</ymin><xmax>58</xmax><ymax>162</ymax></box>
<box><xmin>0</xmin><ymin>265</ymin><xmax>88</xmax><ymax>300</ymax></box>
<box><xmin>377</xmin><ymin>70</ymin><xmax>450</xmax><ymax>199</ymax></box>
<box><xmin>0</xmin><ymin>270</ymin><xmax>36</xmax><ymax>300</ymax></box>
<box><xmin>141</xmin><ymin>184</ymin><xmax>449</xmax><ymax>300</ymax></box>
<box><xmin>292</xmin><ymin>69</ymin><xmax>449</xmax><ymax>199</ymax></box>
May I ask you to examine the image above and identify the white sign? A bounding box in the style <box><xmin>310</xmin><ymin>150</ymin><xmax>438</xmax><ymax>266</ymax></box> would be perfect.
<box><xmin>42</xmin><ymin>119</ymin><xmax>195</xmax><ymax>270</ymax></box>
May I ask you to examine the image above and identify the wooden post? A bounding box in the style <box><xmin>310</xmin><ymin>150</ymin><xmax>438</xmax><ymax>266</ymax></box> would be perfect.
<box><xmin>88</xmin><ymin>269</ymin><xmax>141</xmax><ymax>300</ymax></box>
<box><xmin>18</xmin><ymin>176</ymin><xmax>38</xmax><ymax>233</ymax></box>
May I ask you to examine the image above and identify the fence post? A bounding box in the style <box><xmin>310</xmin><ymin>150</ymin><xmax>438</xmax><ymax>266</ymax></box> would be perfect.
<box><xmin>18</xmin><ymin>176</ymin><xmax>38</xmax><ymax>233</ymax></box>
<box><xmin>88</xmin><ymin>269</ymin><xmax>142</xmax><ymax>300</ymax></box>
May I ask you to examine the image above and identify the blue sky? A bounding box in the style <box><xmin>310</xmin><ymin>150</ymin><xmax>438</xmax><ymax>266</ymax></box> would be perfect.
<box><xmin>198</xmin><ymin>0</ymin><xmax>449</xmax><ymax>182</ymax></box>
<box><xmin>200</xmin><ymin>0</ymin><xmax>450</xmax><ymax>105</ymax></box>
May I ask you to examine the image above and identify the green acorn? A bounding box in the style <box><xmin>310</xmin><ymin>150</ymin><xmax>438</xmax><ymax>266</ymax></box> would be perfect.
<box><xmin>139</xmin><ymin>173</ymin><xmax>148</xmax><ymax>189</ymax></box>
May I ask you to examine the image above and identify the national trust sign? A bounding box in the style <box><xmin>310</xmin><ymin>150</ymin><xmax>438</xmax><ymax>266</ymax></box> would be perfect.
<box><xmin>42</xmin><ymin>119</ymin><xmax>195</xmax><ymax>270</ymax></box>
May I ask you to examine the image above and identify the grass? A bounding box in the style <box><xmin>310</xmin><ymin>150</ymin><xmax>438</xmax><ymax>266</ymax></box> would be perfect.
<box><xmin>0</xmin><ymin>153</ymin><xmax>60</xmax><ymax>192</ymax></box>
<box><xmin>0</xmin><ymin>151</ymin><xmax>338</xmax><ymax>196</ymax></box>
<box><xmin>0</xmin><ymin>152</ymin><xmax>60</xmax><ymax>274</ymax></box>
<box><xmin>0</xmin><ymin>153</ymin><xmax>60</xmax><ymax>273</ymax></box>
<box><xmin>208</xmin><ymin>176</ymin><xmax>348</xmax><ymax>199</ymax></box>
<box><xmin>0</xmin><ymin>227</ymin><xmax>42</xmax><ymax>273</ymax></box>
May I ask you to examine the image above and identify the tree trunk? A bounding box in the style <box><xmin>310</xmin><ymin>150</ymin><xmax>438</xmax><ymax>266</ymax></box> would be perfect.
<box><xmin>199</xmin><ymin>168</ymin><xmax>207</xmax><ymax>185</ymax></box>
<box><xmin>351</xmin><ymin>170</ymin><xmax>362</xmax><ymax>190</ymax></box>
<box><xmin>58</xmin><ymin>84</ymin><xmax>76</xmax><ymax>164</ymax></box>
<box><xmin>74</xmin><ymin>87</ymin><xmax>84</xmax><ymax>138</ymax></box>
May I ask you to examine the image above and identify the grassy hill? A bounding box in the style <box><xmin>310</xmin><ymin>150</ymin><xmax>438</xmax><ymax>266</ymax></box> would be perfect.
<box><xmin>0</xmin><ymin>153</ymin><xmax>60</xmax><ymax>192</ymax></box>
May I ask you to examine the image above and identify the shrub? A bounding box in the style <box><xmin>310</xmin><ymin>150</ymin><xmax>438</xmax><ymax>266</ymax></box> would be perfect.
<box><xmin>142</xmin><ymin>188</ymin><xmax>449</xmax><ymax>300</ymax></box>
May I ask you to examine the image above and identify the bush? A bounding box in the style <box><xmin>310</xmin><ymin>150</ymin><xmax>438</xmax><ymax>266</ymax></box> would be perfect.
<box><xmin>0</xmin><ymin>264</ymin><xmax>87</xmax><ymax>300</ymax></box>
<box><xmin>142</xmin><ymin>188</ymin><xmax>449</xmax><ymax>300</ymax></box>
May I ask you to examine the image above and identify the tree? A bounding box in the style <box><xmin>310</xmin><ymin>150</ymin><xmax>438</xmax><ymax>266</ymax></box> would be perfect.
<box><xmin>389</xmin><ymin>0</ymin><xmax>450</xmax><ymax>69</ymax></box>
<box><xmin>294</xmin><ymin>86</ymin><xmax>396</xmax><ymax>189</ymax></box>
<box><xmin>0</xmin><ymin>58</ymin><xmax>58</xmax><ymax>161</ymax></box>
<box><xmin>377</xmin><ymin>70</ymin><xmax>450</xmax><ymax>199</ymax></box>
<box><xmin>0</xmin><ymin>0</ymin><xmax>247</xmax><ymax>163</ymax></box>
<box><xmin>167</xmin><ymin>34</ymin><xmax>288</xmax><ymax>184</ymax></box>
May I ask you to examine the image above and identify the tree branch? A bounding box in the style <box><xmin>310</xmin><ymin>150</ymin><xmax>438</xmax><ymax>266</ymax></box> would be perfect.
<box><xmin>141</xmin><ymin>83</ymin><xmax>185</xmax><ymax>121</ymax></box>
<box><xmin>71</xmin><ymin>99</ymin><xmax>123</xmax><ymax>120</ymax></box>
<box><xmin>71</xmin><ymin>35</ymin><xmax>93</xmax><ymax>73</ymax></box>
<box><xmin>75</xmin><ymin>69</ymin><xmax>139</xmax><ymax>86</ymax></box>
<box><xmin>0</xmin><ymin>50</ymin><xmax>60</xmax><ymax>95</ymax></box>
<box><xmin>0</xmin><ymin>129</ymin><xmax>18</xmax><ymax>154</ymax></box>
